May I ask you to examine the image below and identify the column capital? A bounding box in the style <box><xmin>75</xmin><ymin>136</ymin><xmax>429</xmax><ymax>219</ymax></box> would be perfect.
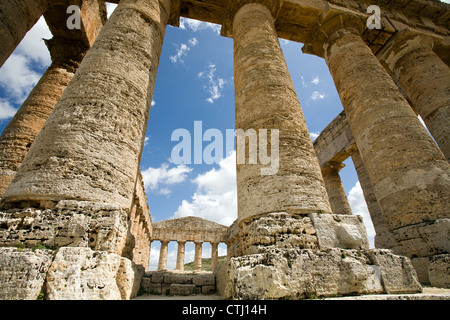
<box><xmin>302</xmin><ymin>3</ymin><xmax>366</xmax><ymax>58</ymax></box>
<box><xmin>377</xmin><ymin>29</ymin><xmax>434</xmax><ymax>72</ymax></box>
<box><xmin>321</xmin><ymin>161</ymin><xmax>346</xmax><ymax>175</ymax></box>
<box><xmin>221</xmin><ymin>0</ymin><xmax>283</xmax><ymax>37</ymax></box>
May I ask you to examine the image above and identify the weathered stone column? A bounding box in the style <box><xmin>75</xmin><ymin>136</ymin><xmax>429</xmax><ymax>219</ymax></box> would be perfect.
<box><xmin>0</xmin><ymin>39</ymin><xmax>88</xmax><ymax>197</ymax></box>
<box><xmin>0</xmin><ymin>0</ymin><xmax>50</xmax><ymax>67</ymax></box>
<box><xmin>351</xmin><ymin>150</ymin><xmax>395</xmax><ymax>249</ymax></box>
<box><xmin>378</xmin><ymin>31</ymin><xmax>450</xmax><ymax>161</ymax></box>
<box><xmin>194</xmin><ymin>242</ymin><xmax>202</xmax><ymax>272</ymax></box>
<box><xmin>304</xmin><ymin>9</ymin><xmax>450</xmax><ymax>285</ymax></box>
<box><xmin>210</xmin><ymin>242</ymin><xmax>219</xmax><ymax>272</ymax></box>
<box><xmin>1</xmin><ymin>0</ymin><xmax>172</xmax><ymax>209</ymax></box>
<box><xmin>158</xmin><ymin>240</ymin><xmax>169</xmax><ymax>270</ymax></box>
<box><xmin>175</xmin><ymin>241</ymin><xmax>186</xmax><ymax>271</ymax></box>
<box><xmin>232</xmin><ymin>1</ymin><xmax>331</xmax><ymax>225</ymax></box>
<box><xmin>321</xmin><ymin>162</ymin><xmax>352</xmax><ymax>215</ymax></box>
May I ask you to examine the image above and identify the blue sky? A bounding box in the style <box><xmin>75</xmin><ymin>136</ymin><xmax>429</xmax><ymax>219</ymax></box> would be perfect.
<box><xmin>9</xmin><ymin>1</ymin><xmax>449</xmax><ymax>268</ymax></box>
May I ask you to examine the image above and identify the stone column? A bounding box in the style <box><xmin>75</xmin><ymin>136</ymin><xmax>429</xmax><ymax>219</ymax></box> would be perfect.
<box><xmin>0</xmin><ymin>0</ymin><xmax>50</xmax><ymax>67</ymax></box>
<box><xmin>379</xmin><ymin>31</ymin><xmax>450</xmax><ymax>161</ymax></box>
<box><xmin>351</xmin><ymin>150</ymin><xmax>395</xmax><ymax>249</ymax></box>
<box><xmin>175</xmin><ymin>241</ymin><xmax>186</xmax><ymax>271</ymax></box>
<box><xmin>0</xmin><ymin>39</ymin><xmax>88</xmax><ymax>197</ymax></box>
<box><xmin>1</xmin><ymin>0</ymin><xmax>172</xmax><ymax>209</ymax></box>
<box><xmin>321</xmin><ymin>162</ymin><xmax>352</xmax><ymax>215</ymax></box>
<box><xmin>158</xmin><ymin>240</ymin><xmax>169</xmax><ymax>270</ymax></box>
<box><xmin>304</xmin><ymin>11</ymin><xmax>450</xmax><ymax>282</ymax></box>
<box><xmin>210</xmin><ymin>242</ymin><xmax>219</xmax><ymax>272</ymax></box>
<box><xmin>194</xmin><ymin>242</ymin><xmax>202</xmax><ymax>272</ymax></box>
<box><xmin>232</xmin><ymin>1</ymin><xmax>331</xmax><ymax>225</ymax></box>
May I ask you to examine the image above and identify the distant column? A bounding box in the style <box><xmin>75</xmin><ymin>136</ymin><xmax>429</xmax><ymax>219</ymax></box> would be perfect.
<box><xmin>158</xmin><ymin>240</ymin><xmax>169</xmax><ymax>270</ymax></box>
<box><xmin>0</xmin><ymin>0</ymin><xmax>50</xmax><ymax>67</ymax></box>
<box><xmin>194</xmin><ymin>242</ymin><xmax>203</xmax><ymax>272</ymax></box>
<box><xmin>0</xmin><ymin>39</ymin><xmax>88</xmax><ymax>197</ymax></box>
<box><xmin>379</xmin><ymin>32</ymin><xmax>450</xmax><ymax>161</ymax></box>
<box><xmin>210</xmin><ymin>242</ymin><xmax>219</xmax><ymax>272</ymax></box>
<box><xmin>176</xmin><ymin>241</ymin><xmax>186</xmax><ymax>271</ymax></box>
<box><xmin>321</xmin><ymin>162</ymin><xmax>352</xmax><ymax>215</ymax></box>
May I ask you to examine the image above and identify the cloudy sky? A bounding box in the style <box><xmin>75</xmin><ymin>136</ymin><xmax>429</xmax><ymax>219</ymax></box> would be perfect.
<box><xmin>4</xmin><ymin>1</ymin><xmax>446</xmax><ymax>269</ymax></box>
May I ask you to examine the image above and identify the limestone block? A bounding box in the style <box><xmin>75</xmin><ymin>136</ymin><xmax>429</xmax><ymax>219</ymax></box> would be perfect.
<box><xmin>365</xmin><ymin>249</ymin><xmax>422</xmax><ymax>294</ymax></box>
<box><xmin>310</xmin><ymin>213</ymin><xmax>369</xmax><ymax>250</ymax></box>
<box><xmin>429</xmin><ymin>254</ymin><xmax>450</xmax><ymax>288</ymax></box>
<box><xmin>224</xmin><ymin>248</ymin><xmax>384</xmax><ymax>300</ymax></box>
<box><xmin>0</xmin><ymin>201</ymin><xmax>128</xmax><ymax>254</ymax></box>
<box><xmin>192</xmin><ymin>273</ymin><xmax>215</xmax><ymax>286</ymax></box>
<box><xmin>46</xmin><ymin>247</ymin><xmax>141</xmax><ymax>300</ymax></box>
<box><xmin>116</xmin><ymin>258</ymin><xmax>145</xmax><ymax>300</ymax></box>
<box><xmin>164</xmin><ymin>273</ymin><xmax>193</xmax><ymax>284</ymax></box>
<box><xmin>0</xmin><ymin>248</ymin><xmax>54</xmax><ymax>300</ymax></box>
<box><xmin>169</xmin><ymin>284</ymin><xmax>199</xmax><ymax>296</ymax></box>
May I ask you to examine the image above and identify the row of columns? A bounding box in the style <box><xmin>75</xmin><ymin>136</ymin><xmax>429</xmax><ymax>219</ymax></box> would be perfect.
<box><xmin>156</xmin><ymin>240</ymin><xmax>224</xmax><ymax>272</ymax></box>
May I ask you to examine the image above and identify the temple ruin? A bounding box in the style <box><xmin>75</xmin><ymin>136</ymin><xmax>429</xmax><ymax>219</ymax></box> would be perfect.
<box><xmin>0</xmin><ymin>0</ymin><xmax>449</xmax><ymax>300</ymax></box>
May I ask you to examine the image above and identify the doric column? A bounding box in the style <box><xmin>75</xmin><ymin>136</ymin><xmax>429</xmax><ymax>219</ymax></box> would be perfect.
<box><xmin>0</xmin><ymin>39</ymin><xmax>88</xmax><ymax>197</ymax></box>
<box><xmin>232</xmin><ymin>1</ymin><xmax>331</xmax><ymax>225</ymax></box>
<box><xmin>304</xmin><ymin>10</ymin><xmax>450</xmax><ymax>255</ymax></box>
<box><xmin>0</xmin><ymin>0</ymin><xmax>50</xmax><ymax>67</ymax></box>
<box><xmin>194</xmin><ymin>242</ymin><xmax>202</xmax><ymax>272</ymax></box>
<box><xmin>351</xmin><ymin>150</ymin><xmax>395</xmax><ymax>249</ymax></box>
<box><xmin>210</xmin><ymin>242</ymin><xmax>219</xmax><ymax>272</ymax></box>
<box><xmin>175</xmin><ymin>241</ymin><xmax>186</xmax><ymax>271</ymax></box>
<box><xmin>321</xmin><ymin>162</ymin><xmax>352</xmax><ymax>215</ymax></box>
<box><xmin>378</xmin><ymin>31</ymin><xmax>450</xmax><ymax>161</ymax></box>
<box><xmin>158</xmin><ymin>240</ymin><xmax>169</xmax><ymax>270</ymax></box>
<box><xmin>1</xmin><ymin>0</ymin><xmax>172</xmax><ymax>209</ymax></box>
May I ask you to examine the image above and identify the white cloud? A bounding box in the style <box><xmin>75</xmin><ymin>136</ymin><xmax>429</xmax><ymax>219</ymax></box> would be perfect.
<box><xmin>198</xmin><ymin>64</ymin><xmax>227</xmax><ymax>104</ymax></box>
<box><xmin>179</xmin><ymin>18</ymin><xmax>221</xmax><ymax>35</ymax></box>
<box><xmin>173</xmin><ymin>151</ymin><xmax>237</xmax><ymax>226</ymax></box>
<box><xmin>300</xmin><ymin>75</ymin><xmax>307</xmax><ymax>88</ymax></box>
<box><xmin>144</xmin><ymin>136</ymin><xmax>150</xmax><ymax>146</ymax></box>
<box><xmin>151</xmin><ymin>100</ymin><xmax>156</xmax><ymax>107</ymax></box>
<box><xmin>0</xmin><ymin>99</ymin><xmax>17</xmax><ymax>120</ymax></box>
<box><xmin>310</xmin><ymin>91</ymin><xmax>326</xmax><ymax>101</ymax></box>
<box><xmin>141</xmin><ymin>163</ymin><xmax>192</xmax><ymax>195</ymax></box>
<box><xmin>0</xmin><ymin>17</ymin><xmax>51</xmax><ymax>105</ymax></box>
<box><xmin>348</xmin><ymin>181</ymin><xmax>376</xmax><ymax>248</ymax></box>
<box><xmin>170</xmin><ymin>37</ymin><xmax>198</xmax><ymax>63</ymax></box>
<box><xmin>309</xmin><ymin>131</ymin><xmax>320</xmax><ymax>141</ymax></box>
<box><xmin>311</xmin><ymin>76</ymin><xmax>320</xmax><ymax>85</ymax></box>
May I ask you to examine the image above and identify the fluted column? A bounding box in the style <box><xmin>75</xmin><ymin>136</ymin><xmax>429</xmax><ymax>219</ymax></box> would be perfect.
<box><xmin>158</xmin><ymin>240</ymin><xmax>169</xmax><ymax>270</ymax></box>
<box><xmin>0</xmin><ymin>39</ymin><xmax>88</xmax><ymax>197</ymax></box>
<box><xmin>232</xmin><ymin>2</ymin><xmax>331</xmax><ymax>224</ymax></box>
<box><xmin>0</xmin><ymin>0</ymin><xmax>50</xmax><ymax>67</ymax></box>
<box><xmin>351</xmin><ymin>150</ymin><xmax>395</xmax><ymax>249</ymax></box>
<box><xmin>175</xmin><ymin>241</ymin><xmax>186</xmax><ymax>271</ymax></box>
<box><xmin>210</xmin><ymin>242</ymin><xmax>219</xmax><ymax>272</ymax></box>
<box><xmin>379</xmin><ymin>31</ymin><xmax>450</xmax><ymax>161</ymax></box>
<box><xmin>194</xmin><ymin>242</ymin><xmax>202</xmax><ymax>272</ymax></box>
<box><xmin>321</xmin><ymin>162</ymin><xmax>352</xmax><ymax>215</ymax></box>
<box><xmin>305</xmin><ymin>12</ymin><xmax>450</xmax><ymax>255</ymax></box>
<box><xmin>1</xmin><ymin>0</ymin><xmax>172</xmax><ymax>209</ymax></box>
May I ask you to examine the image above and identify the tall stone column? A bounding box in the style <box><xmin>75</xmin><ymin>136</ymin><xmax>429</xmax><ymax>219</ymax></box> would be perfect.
<box><xmin>0</xmin><ymin>0</ymin><xmax>50</xmax><ymax>67</ymax></box>
<box><xmin>304</xmin><ymin>10</ymin><xmax>450</xmax><ymax>285</ymax></box>
<box><xmin>321</xmin><ymin>162</ymin><xmax>352</xmax><ymax>215</ymax></box>
<box><xmin>210</xmin><ymin>242</ymin><xmax>219</xmax><ymax>272</ymax></box>
<box><xmin>158</xmin><ymin>240</ymin><xmax>169</xmax><ymax>270</ymax></box>
<box><xmin>194</xmin><ymin>242</ymin><xmax>202</xmax><ymax>272</ymax></box>
<box><xmin>0</xmin><ymin>39</ymin><xmax>88</xmax><ymax>197</ymax></box>
<box><xmin>175</xmin><ymin>241</ymin><xmax>186</xmax><ymax>271</ymax></box>
<box><xmin>351</xmin><ymin>150</ymin><xmax>395</xmax><ymax>249</ymax></box>
<box><xmin>1</xmin><ymin>0</ymin><xmax>172</xmax><ymax>210</ymax></box>
<box><xmin>232</xmin><ymin>1</ymin><xmax>331</xmax><ymax>226</ymax></box>
<box><xmin>378</xmin><ymin>31</ymin><xmax>450</xmax><ymax>161</ymax></box>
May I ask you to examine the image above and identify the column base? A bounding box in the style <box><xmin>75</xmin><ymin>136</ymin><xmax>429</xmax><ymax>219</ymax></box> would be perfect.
<box><xmin>0</xmin><ymin>200</ymin><xmax>131</xmax><ymax>255</ymax></box>
<box><xmin>222</xmin><ymin>247</ymin><xmax>421</xmax><ymax>299</ymax></box>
